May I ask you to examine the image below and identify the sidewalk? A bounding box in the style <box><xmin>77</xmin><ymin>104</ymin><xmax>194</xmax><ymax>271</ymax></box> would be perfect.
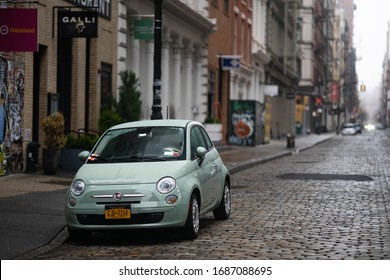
<box><xmin>0</xmin><ymin>133</ymin><xmax>333</xmax><ymax>259</ymax></box>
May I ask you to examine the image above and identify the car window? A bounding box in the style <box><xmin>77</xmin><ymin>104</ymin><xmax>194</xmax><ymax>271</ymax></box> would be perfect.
<box><xmin>91</xmin><ymin>126</ymin><xmax>185</xmax><ymax>162</ymax></box>
<box><xmin>190</xmin><ymin>126</ymin><xmax>207</xmax><ymax>160</ymax></box>
<box><xmin>199</xmin><ymin>126</ymin><xmax>214</xmax><ymax>150</ymax></box>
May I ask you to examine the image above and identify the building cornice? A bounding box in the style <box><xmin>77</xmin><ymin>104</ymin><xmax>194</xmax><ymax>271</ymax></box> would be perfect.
<box><xmin>157</xmin><ymin>0</ymin><xmax>216</xmax><ymax>34</ymax></box>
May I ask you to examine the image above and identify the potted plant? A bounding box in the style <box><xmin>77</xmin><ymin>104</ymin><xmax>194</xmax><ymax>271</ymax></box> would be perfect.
<box><xmin>42</xmin><ymin>112</ymin><xmax>67</xmax><ymax>175</ymax></box>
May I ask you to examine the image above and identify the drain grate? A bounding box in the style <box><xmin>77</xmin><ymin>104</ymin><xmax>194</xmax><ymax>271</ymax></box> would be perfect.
<box><xmin>277</xmin><ymin>173</ymin><xmax>373</xmax><ymax>182</ymax></box>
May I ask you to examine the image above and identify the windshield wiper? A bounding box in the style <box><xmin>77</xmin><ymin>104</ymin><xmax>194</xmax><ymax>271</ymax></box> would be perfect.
<box><xmin>113</xmin><ymin>155</ymin><xmax>168</xmax><ymax>162</ymax></box>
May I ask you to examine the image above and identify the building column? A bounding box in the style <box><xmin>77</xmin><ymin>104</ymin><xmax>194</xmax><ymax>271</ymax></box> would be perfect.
<box><xmin>172</xmin><ymin>44</ymin><xmax>182</xmax><ymax>118</ymax></box>
<box><xmin>143</xmin><ymin>41</ymin><xmax>154</xmax><ymax>119</ymax></box>
<box><xmin>128</xmin><ymin>22</ymin><xmax>140</xmax><ymax>77</ymax></box>
<box><xmin>183</xmin><ymin>47</ymin><xmax>193</xmax><ymax>119</ymax></box>
<box><xmin>192</xmin><ymin>48</ymin><xmax>202</xmax><ymax>122</ymax></box>
<box><xmin>161</xmin><ymin>40</ymin><xmax>170</xmax><ymax>118</ymax></box>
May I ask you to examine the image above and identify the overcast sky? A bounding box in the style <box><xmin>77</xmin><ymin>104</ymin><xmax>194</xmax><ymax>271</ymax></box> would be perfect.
<box><xmin>353</xmin><ymin>0</ymin><xmax>390</xmax><ymax>121</ymax></box>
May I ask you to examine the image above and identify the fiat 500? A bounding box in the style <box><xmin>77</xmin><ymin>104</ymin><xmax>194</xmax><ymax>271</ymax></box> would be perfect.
<box><xmin>65</xmin><ymin>119</ymin><xmax>231</xmax><ymax>240</ymax></box>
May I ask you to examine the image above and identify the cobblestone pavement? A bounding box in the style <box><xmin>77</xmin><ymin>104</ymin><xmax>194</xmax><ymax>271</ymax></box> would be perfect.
<box><xmin>32</xmin><ymin>129</ymin><xmax>390</xmax><ymax>259</ymax></box>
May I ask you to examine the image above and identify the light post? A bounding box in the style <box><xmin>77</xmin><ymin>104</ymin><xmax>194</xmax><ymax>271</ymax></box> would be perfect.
<box><xmin>151</xmin><ymin>0</ymin><xmax>163</xmax><ymax>120</ymax></box>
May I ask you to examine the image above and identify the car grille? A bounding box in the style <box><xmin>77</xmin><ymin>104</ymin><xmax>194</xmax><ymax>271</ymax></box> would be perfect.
<box><xmin>76</xmin><ymin>213</ymin><xmax>164</xmax><ymax>225</ymax></box>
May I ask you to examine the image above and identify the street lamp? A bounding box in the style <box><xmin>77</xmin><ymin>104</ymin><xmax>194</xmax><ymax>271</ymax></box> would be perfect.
<box><xmin>151</xmin><ymin>0</ymin><xmax>163</xmax><ymax>120</ymax></box>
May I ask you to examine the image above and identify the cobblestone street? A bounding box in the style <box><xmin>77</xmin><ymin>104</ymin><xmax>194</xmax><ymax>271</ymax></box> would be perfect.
<box><xmin>32</xmin><ymin>130</ymin><xmax>390</xmax><ymax>259</ymax></box>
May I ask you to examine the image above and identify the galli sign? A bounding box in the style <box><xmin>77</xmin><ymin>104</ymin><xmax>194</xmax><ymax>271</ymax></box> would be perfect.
<box><xmin>0</xmin><ymin>8</ymin><xmax>38</xmax><ymax>52</ymax></box>
<box><xmin>58</xmin><ymin>11</ymin><xmax>98</xmax><ymax>38</ymax></box>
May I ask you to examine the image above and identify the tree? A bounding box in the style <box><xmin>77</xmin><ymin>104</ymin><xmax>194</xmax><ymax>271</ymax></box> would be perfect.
<box><xmin>98</xmin><ymin>71</ymin><xmax>142</xmax><ymax>134</ymax></box>
<box><xmin>116</xmin><ymin>70</ymin><xmax>142</xmax><ymax>122</ymax></box>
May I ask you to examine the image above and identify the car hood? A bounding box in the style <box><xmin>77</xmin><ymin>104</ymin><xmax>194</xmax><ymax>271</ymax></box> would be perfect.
<box><xmin>74</xmin><ymin>161</ymin><xmax>194</xmax><ymax>185</ymax></box>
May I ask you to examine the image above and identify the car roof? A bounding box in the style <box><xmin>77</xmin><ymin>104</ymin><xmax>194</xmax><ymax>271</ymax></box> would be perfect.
<box><xmin>109</xmin><ymin>119</ymin><xmax>199</xmax><ymax>130</ymax></box>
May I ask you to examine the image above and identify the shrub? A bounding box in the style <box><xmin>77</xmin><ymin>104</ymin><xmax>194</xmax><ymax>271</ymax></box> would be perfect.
<box><xmin>65</xmin><ymin>134</ymin><xmax>99</xmax><ymax>150</ymax></box>
<box><xmin>42</xmin><ymin>112</ymin><xmax>67</xmax><ymax>150</ymax></box>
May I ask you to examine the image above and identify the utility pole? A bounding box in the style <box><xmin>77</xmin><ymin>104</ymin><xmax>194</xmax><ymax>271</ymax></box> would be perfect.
<box><xmin>151</xmin><ymin>0</ymin><xmax>163</xmax><ymax>120</ymax></box>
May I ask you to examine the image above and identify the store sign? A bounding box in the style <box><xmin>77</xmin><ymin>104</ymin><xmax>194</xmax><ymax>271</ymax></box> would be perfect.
<box><xmin>134</xmin><ymin>19</ymin><xmax>154</xmax><ymax>40</ymax></box>
<box><xmin>0</xmin><ymin>8</ymin><xmax>38</xmax><ymax>52</ymax></box>
<box><xmin>58</xmin><ymin>11</ymin><xmax>98</xmax><ymax>38</ymax></box>
<box><xmin>66</xmin><ymin>0</ymin><xmax>111</xmax><ymax>19</ymax></box>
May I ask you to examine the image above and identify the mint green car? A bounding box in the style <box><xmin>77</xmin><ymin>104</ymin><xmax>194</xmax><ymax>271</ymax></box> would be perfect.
<box><xmin>65</xmin><ymin>119</ymin><xmax>231</xmax><ymax>240</ymax></box>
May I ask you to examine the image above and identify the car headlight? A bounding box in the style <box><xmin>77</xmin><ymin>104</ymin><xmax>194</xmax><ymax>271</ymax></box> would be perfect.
<box><xmin>156</xmin><ymin>177</ymin><xmax>176</xmax><ymax>194</ymax></box>
<box><xmin>70</xmin><ymin>179</ymin><xmax>85</xmax><ymax>196</ymax></box>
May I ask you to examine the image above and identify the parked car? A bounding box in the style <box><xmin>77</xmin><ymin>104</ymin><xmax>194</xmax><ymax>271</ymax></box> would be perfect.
<box><xmin>65</xmin><ymin>119</ymin><xmax>231</xmax><ymax>240</ymax></box>
<box><xmin>375</xmin><ymin>123</ymin><xmax>386</xmax><ymax>129</ymax></box>
<box><xmin>341</xmin><ymin>123</ymin><xmax>357</xmax><ymax>136</ymax></box>
<box><xmin>353</xmin><ymin>123</ymin><xmax>362</xmax><ymax>134</ymax></box>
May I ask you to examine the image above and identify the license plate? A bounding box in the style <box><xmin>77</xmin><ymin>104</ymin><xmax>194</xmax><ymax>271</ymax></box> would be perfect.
<box><xmin>105</xmin><ymin>205</ymin><xmax>131</xmax><ymax>219</ymax></box>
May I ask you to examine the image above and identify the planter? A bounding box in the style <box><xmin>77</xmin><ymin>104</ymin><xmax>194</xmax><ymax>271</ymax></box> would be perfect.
<box><xmin>60</xmin><ymin>148</ymin><xmax>85</xmax><ymax>172</ymax></box>
<box><xmin>42</xmin><ymin>149</ymin><xmax>61</xmax><ymax>175</ymax></box>
<box><xmin>204</xmin><ymin>123</ymin><xmax>223</xmax><ymax>142</ymax></box>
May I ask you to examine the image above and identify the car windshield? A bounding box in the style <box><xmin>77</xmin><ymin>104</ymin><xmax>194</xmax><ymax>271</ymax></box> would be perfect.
<box><xmin>88</xmin><ymin>126</ymin><xmax>186</xmax><ymax>163</ymax></box>
<box><xmin>343</xmin><ymin>123</ymin><xmax>355</xmax><ymax>128</ymax></box>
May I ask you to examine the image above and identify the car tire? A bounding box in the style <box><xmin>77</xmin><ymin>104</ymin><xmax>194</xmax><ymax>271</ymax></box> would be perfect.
<box><xmin>68</xmin><ymin>227</ymin><xmax>91</xmax><ymax>242</ymax></box>
<box><xmin>183</xmin><ymin>193</ymin><xmax>200</xmax><ymax>239</ymax></box>
<box><xmin>213</xmin><ymin>180</ymin><xmax>231</xmax><ymax>220</ymax></box>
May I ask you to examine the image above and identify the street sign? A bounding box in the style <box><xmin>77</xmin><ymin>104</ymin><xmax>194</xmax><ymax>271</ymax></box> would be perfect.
<box><xmin>220</xmin><ymin>55</ymin><xmax>241</xmax><ymax>70</ymax></box>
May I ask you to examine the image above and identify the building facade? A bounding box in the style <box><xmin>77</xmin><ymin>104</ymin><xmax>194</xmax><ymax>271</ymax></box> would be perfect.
<box><xmin>121</xmin><ymin>0</ymin><xmax>214</xmax><ymax>122</ymax></box>
<box><xmin>0</xmin><ymin>0</ymin><xmax>118</xmax><ymax>174</ymax></box>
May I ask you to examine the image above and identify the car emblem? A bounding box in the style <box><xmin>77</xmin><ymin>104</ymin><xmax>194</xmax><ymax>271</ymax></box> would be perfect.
<box><xmin>114</xmin><ymin>192</ymin><xmax>123</xmax><ymax>201</ymax></box>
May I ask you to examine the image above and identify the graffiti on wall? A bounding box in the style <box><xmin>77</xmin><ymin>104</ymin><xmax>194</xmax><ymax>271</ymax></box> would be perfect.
<box><xmin>0</xmin><ymin>57</ymin><xmax>24</xmax><ymax>175</ymax></box>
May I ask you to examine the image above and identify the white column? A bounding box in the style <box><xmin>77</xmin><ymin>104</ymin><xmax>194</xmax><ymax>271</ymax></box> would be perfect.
<box><xmin>143</xmin><ymin>41</ymin><xmax>154</xmax><ymax>119</ymax></box>
<box><xmin>128</xmin><ymin>26</ymin><xmax>140</xmax><ymax>77</ymax></box>
<box><xmin>172</xmin><ymin>44</ymin><xmax>182</xmax><ymax>118</ymax></box>
<box><xmin>183</xmin><ymin>47</ymin><xmax>193</xmax><ymax>119</ymax></box>
<box><xmin>161</xmin><ymin>40</ymin><xmax>170</xmax><ymax>119</ymax></box>
<box><xmin>199</xmin><ymin>45</ymin><xmax>208</xmax><ymax>122</ymax></box>
<box><xmin>193</xmin><ymin>49</ymin><xmax>202</xmax><ymax>122</ymax></box>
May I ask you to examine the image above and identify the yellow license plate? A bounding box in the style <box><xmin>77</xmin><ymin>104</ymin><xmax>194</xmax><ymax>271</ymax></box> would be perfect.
<box><xmin>105</xmin><ymin>208</ymin><xmax>131</xmax><ymax>219</ymax></box>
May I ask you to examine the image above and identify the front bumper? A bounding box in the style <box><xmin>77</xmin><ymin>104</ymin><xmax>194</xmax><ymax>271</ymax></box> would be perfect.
<box><xmin>65</xmin><ymin>183</ymin><xmax>190</xmax><ymax>230</ymax></box>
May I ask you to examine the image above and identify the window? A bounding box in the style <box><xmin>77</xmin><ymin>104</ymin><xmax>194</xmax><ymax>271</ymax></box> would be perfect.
<box><xmin>199</xmin><ymin>127</ymin><xmax>214</xmax><ymax>150</ymax></box>
<box><xmin>224</xmin><ymin>0</ymin><xmax>229</xmax><ymax>14</ymax></box>
<box><xmin>190</xmin><ymin>126</ymin><xmax>207</xmax><ymax>160</ymax></box>
<box><xmin>233</xmin><ymin>14</ymin><xmax>238</xmax><ymax>54</ymax></box>
<box><xmin>241</xmin><ymin>19</ymin><xmax>245</xmax><ymax>59</ymax></box>
<box><xmin>100</xmin><ymin>63</ymin><xmax>113</xmax><ymax>112</ymax></box>
<box><xmin>208</xmin><ymin>70</ymin><xmax>216</xmax><ymax>118</ymax></box>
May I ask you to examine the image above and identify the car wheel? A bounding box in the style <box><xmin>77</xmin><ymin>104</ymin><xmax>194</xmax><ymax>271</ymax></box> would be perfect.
<box><xmin>68</xmin><ymin>227</ymin><xmax>91</xmax><ymax>242</ymax></box>
<box><xmin>183</xmin><ymin>193</ymin><xmax>200</xmax><ymax>239</ymax></box>
<box><xmin>213</xmin><ymin>180</ymin><xmax>231</xmax><ymax>220</ymax></box>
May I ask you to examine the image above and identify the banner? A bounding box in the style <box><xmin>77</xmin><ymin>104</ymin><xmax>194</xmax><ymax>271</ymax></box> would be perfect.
<box><xmin>0</xmin><ymin>8</ymin><xmax>38</xmax><ymax>52</ymax></box>
<box><xmin>134</xmin><ymin>19</ymin><xmax>154</xmax><ymax>40</ymax></box>
<box><xmin>58</xmin><ymin>11</ymin><xmax>98</xmax><ymax>38</ymax></box>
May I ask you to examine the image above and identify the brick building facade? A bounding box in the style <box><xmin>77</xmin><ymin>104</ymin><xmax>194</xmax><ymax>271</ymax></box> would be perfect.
<box><xmin>0</xmin><ymin>0</ymin><xmax>118</xmax><ymax>174</ymax></box>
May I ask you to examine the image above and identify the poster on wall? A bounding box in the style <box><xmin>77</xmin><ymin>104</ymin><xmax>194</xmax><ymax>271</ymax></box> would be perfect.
<box><xmin>0</xmin><ymin>8</ymin><xmax>38</xmax><ymax>52</ymax></box>
<box><xmin>228</xmin><ymin>100</ymin><xmax>262</xmax><ymax>146</ymax></box>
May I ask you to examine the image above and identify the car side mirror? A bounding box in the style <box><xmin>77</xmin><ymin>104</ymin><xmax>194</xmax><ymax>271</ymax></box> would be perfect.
<box><xmin>196</xmin><ymin>147</ymin><xmax>207</xmax><ymax>165</ymax></box>
<box><xmin>78</xmin><ymin>151</ymin><xmax>90</xmax><ymax>162</ymax></box>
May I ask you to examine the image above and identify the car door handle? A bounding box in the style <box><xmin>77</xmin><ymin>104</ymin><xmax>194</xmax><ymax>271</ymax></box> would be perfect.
<box><xmin>210</xmin><ymin>164</ymin><xmax>217</xmax><ymax>174</ymax></box>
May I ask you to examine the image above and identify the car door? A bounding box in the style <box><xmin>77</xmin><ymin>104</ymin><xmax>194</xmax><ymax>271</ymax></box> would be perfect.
<box><xmin>199</xmin><ymin>126</ymin><xmax>222</xmax><ymax>205</ymax></box>
<box><xmin>190</xmin><ymin>126</ymin><xmax>215</xmax><ymax>211</ymax></box>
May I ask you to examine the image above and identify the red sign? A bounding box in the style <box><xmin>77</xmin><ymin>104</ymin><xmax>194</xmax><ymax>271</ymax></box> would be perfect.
<box><xmin>330</xmin><ymin>82</ymin><xmax>339</xmax><ymax>103</ymax></box>
<box><xmin>0</xmin><ymin>8</ymin><xmax>38</xmax><ymax>52</ymax></box>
